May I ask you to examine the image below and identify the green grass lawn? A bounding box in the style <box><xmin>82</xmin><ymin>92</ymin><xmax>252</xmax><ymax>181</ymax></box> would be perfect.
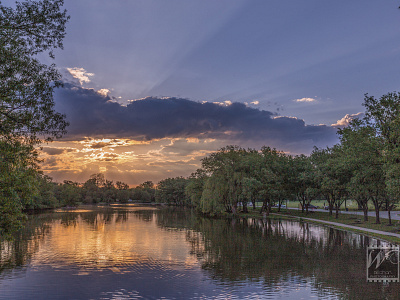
<box><xmin>254</xmin><ymin>200</ymin><xmax>395</xmax><ymax>211</ymax></box>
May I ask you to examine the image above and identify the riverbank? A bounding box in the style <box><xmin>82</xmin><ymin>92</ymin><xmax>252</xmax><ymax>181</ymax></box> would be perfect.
<box><xmin>228</xmin><ymin>208</ymin><xmax>400</xmax><ymax>245</ymax></box>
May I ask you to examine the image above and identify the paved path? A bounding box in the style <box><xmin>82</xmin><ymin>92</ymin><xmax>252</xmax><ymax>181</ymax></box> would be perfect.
<box><xmin>272</xmin><ymin>213</ymin><xmax>400</xmax><ymax>239</ymax></box>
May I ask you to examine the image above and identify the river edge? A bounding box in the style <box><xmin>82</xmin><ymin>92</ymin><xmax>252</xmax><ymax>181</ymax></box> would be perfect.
<box><xmin>221</xmin><ymin>209</ymin><xmax>400</xmax><ymax>245</ymax></box>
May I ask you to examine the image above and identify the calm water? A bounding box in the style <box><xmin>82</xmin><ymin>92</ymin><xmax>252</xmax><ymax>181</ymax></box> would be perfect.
<box><xmin>0</xmin><ymin>205</ymin><xmax>399</xmax><ymax>300</ymax></box>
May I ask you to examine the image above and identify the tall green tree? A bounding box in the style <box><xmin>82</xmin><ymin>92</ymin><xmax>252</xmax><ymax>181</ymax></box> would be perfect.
<box><xmin>82</xmin><ymin>173</ymin><xmax>105</xmax><ymax>203</ymax></box>
<box><xmin>363</xmin><ymin>92</ymin><xmax>400</xmax><ymax>224</ymax></box>
<box><xmin>0</xmin><ymin>0</ymin><xmax>69</xmax><ymax>141</ymax></box>
<box><xmin>200</xmin><ymin>146</ymin><xmax>248</xmax><ymax>214</ymax></box>
<box><xmin>339</xmin><ymin>119</ymin><xmax>386</xmax><ymax>224</ymax></box>
<box><xmin>290</xmin><ymin>154</ymin><xmax>319</xmax><ymax>214</ymax></box>
<box><xmin>0</xmin><ymin>138</ymin><xmax>38</xmax><ymax>237</ymax></box>
<box><xmin>155</xmin><ymin>177</ymin><xmax>188</xmax><ymax>206</ymax></box>
<box><xmin>260</xmin><ymin>147</ymin><xmax>291</xmax><ymax>213</ymax></box>
<box><xmin>311</xmin><ymin>145</ymin><xmax>350</xmax><ymax>218</ymax></box>
<box><xmin>185</xmin><ymin>169</ymin><xmax>208</xmax><ymax>209</ymax></box>
<box><xmin>0</xmin><ymin>0</ymin><xmax>69</xmax><ymax>237</ymax></box>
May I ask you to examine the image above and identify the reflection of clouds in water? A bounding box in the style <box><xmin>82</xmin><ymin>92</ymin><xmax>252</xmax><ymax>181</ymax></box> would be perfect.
<box><xmin>29</xmin><ymin>208</ymin><xmax>196</xmax><ymax>275</ymax></box>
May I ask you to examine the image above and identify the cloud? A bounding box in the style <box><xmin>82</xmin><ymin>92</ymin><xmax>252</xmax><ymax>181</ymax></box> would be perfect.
<box><xmin>41</xmin><ymin>147</ymin><xmax>75</xmax><ymax>156</ymax></box>
<box><xmin>97</xmin><ymin>89</ymin><xmax>110</xmax><ymax>97</ymax></box>
<box><xmin>90</xmin><ymin>141</ymin><xmax>112</xmax><ymax>149</ymax></box>
<box><xmin>294</xmin><ymin>97</ymin><xmax>316</xmax><ymax>103</ymax></box>
<box><xmin>213</xmin><ymin>100</ymin><xmax>232</xmax><ymax>106</ymax></box>
<box><xmin>54</xmin><ymin>83</ymin><xmax>338</xmax><ymax>153</ymax></box>
<box><xmin>331</xmin><ymin>112</ymin><xmax>364</xmax><ymax>128</ymax></box>
<box><xmin>250</xmin><ymin>101</ymin><xmax>259</xmax><ymax>105</ymax></box>
<box><xmin>66</xmin><ymin>67</ymin><xmax>94</xmax><ymax>85</ymax></box>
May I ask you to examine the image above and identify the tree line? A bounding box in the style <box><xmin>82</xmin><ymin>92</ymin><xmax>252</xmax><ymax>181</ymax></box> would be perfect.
<box><xmin>155</xmin><ymin>92</ymin><xmax>400</xmax><ymax>226</ymax></box>
<box><xmin>30</xmin><ymin>173</ymin><xmax>156</xmax><ymax>209</ymax></box>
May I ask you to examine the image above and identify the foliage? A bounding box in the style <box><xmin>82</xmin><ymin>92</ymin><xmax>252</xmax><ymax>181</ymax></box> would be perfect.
<box><xmin>0</xmin><ymin>138</ymin><xmax>38</xmax><ymax>238</ymax></box>
<box><xmin>311</xmin><ymin>145</ymin><xmax>350</xmax><ymax>218</ymax></box>
<box><xmin>185</xmin><ymin>169</ymin><xmax>208</xmax><ymax>209</ymax></box>
<box><xmin>0</xmin><ymin>0</ymin><xmax>69</xmax><ymax>142</ymax></box>
<box><xmin>0</xmin><ymin>0</ymin><xmax>69</xmax><ymax>237</ymax></box>
<box><xmin>155</xmin><ymin>177</ymin><xmax>188</xmax><ymax>205</ymax></box>
<box><xmin>200</xmin><ymin>146</ymin><xmax>250</xmax><ymax>214</ymax></box>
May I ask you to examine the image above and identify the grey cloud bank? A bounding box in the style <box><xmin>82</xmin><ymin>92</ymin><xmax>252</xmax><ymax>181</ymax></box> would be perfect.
<box><xmin>55</xmin><ymin>84</ymin><xmax>338</xmax><ymax>153</ymax></box>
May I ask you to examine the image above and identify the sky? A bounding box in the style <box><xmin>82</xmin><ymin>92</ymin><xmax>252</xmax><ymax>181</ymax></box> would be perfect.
<box><xmin>32</xmin><ymin>0</ymin><xmax>400</xmax><ymax>186</ymax></box>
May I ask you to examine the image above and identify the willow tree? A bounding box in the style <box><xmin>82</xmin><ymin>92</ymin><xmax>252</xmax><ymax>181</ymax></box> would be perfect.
<box><xmin>185</xmin><ymin>169</ymin><xmax>208</xmax><ymax>210</ymax></box>
<box><xmin>200</xmin><ymin>146</ymin><xmax>249</xmax><ymax>214</ymax></box>
<box><xmin>0</xmin><ymin>0</ymin><xmax>69</xmax><ymax>237</ymax></box>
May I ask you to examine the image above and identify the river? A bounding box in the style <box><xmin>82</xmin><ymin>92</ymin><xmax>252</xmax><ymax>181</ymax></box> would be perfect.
<box><xmin>0</xmin><ymin>205</ymin><xmax>399</xmax><ymax>299</ymax></box>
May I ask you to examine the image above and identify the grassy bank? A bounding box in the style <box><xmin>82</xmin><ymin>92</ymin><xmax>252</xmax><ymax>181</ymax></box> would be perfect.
<box><xmin>254</xmin><ymin>200</ymin><xmax>400</xmax><ymax>211</ymax></box>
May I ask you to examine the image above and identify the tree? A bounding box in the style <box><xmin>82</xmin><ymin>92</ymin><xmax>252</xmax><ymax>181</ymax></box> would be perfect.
<box><xmin>115</xmin><ymin>181</ymin><xmax>130</xmax><ymax>202</ymax></box>
<box><xmin>103</xmin><ymin>179</ymin><xmax>117</xmax><ymax>203</ymax></box>
<box><xmin>339</xmin><ymin>118</ymin><xmax>386</xmax><ymax>224</ymax></box>
<box><xmin>0</xmin><ymin>0</ymin><xmax>69</xmax><ymax>141</ymax></box>
<box><xmin>155</xmin><ymin>177</ymin><xmax>188</xmax><ymax>206</ymax></box>
<box><xmin>185</xmin><ymin>169</ymin><xmax>208</xmax><ymax>209</ymax></box>
<box><xmin>200</xmin><ymin>173</ymin><xmax>228</xmax><ymax>215</ymax></box>
<box><xmin>311</xmin><ymin>145</ymin><xmax>350</xmax><ymax>219</ymax></box>
<box><xmin>363</xmin><ymin>92</ymin><xmax>400</xmax><ymax>224</ymax></box>
<box><xmin>0</xmin><ymin>0</ymin><xmax>69</xmax><ymax>237</ymax></box>
<box><xmin>289</xmin><ymin>154</ymin><xmax>319</xmax><ymax>214</ymax></box>
<box><xmin>0</xmin><ymin>138</ymin><xmax>38</xmax><ymax>237</ymax></box>
<box><xmin>259</xmin><ymin>147</ymin><xmax>291</xmax><ymax>214</ymax></box>
<box><xmin>57</xmin><ymin>180</ymin><xmax>80</xmax><ymax>207</ymax></box>
<box><xmin>200</xmin><ymin>146</ymin><xmax>249</xmax><ymax>214</ymax></box>
<box><xmin>136</xmin><ymin>180</ymin><xmax>155</xmax><ymax>202</ymax></box>
<box><xmin>82</xmin><ymin>173</ymin><xmax>106</xmax><ymax>203</ymax></box>
<box><xmin>31</xmin><ymin>174</ymin><xmax>58</xmax><ymax>209</ymax></box>
<box><xmin>240</xmin><ymin>149</ymin><xmax>263</xmax><ymax>212</ymax></box>
<box><xmin>138</xmin><ymin>181</ymin><xmax>154</xmax><ymax>190</ymax></box>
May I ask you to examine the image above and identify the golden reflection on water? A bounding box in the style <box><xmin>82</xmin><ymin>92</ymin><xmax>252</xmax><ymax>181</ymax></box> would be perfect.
<box><xmin>30</xmin><ymin>207</ymin><xmax>198</xmax><ymax>275</ymax></box>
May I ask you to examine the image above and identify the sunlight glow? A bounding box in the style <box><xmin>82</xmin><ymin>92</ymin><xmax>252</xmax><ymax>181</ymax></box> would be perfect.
<box><xmin>66</xmin><ymin>67</ymin><xmax>94</xmax><ymax>85</ymax></box>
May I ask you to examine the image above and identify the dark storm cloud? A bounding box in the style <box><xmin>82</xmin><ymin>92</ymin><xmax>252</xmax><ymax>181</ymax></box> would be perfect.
<box><xmin>54</xmin><ymin>84</ymin><xmax>338</xmax><ymax>147</ymax></box>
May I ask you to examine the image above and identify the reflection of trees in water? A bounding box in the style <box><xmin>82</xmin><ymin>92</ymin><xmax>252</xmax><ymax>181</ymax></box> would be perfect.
<box><xmin>155</xmin><ymin>207</ymin><xmax>198</xmax><ymax>231</ymax></box>
<box><xmin>2</xmin><ymin>207</ymin><xmax>400</xmax><ymax>299</ymax></box>
<box><xmin>0</xmin><ymin>214</ymin><xmax>51</xmax><ymax>277</ymax></box>
<box><xmin>60</xmin><ymin>212</ymin><xmax>78</xmax><ymax>227</ymax></box>
<box><xmin>115</xmin><ymin>209</ymin><xmax>129</xmax><ymax>223</ymax></box>
<box><xmin>0</xmin><ymin>206</ymin><xmax>165</xmax><ymax>277</ymax></box>
<box><xmin>131</xmin><ymin>209</ymin><xmax>154</xmax><ymax>222</ymax></box>
<box><xmin>0</xmin><ymin>207</ymin><xmax>132</xmax><ymax>276</ymax></box>
<box><xmin>157</xmin><ymin>211</ymin><xmax>400</xmax><ymax>300</ymax></box>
